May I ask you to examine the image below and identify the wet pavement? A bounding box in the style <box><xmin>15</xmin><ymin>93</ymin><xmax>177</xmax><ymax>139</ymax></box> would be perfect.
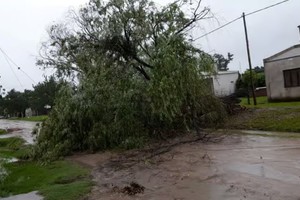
<box><xmin>0</xmin><ymin>119</ymin><xmax>37</xmax><ymax>144</ymax></box>
<box><xmin>78</xmin><ymin>134</ymin><xmax>300</xmax><ymax>200</ymax></box>
<box><xmin>0</xmin><ymin>191</ymin><xmax>43</xmax><ymax>200</ymax></box>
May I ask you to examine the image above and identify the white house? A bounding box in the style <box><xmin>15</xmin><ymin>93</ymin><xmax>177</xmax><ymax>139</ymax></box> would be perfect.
<box><xmin>264</xmin><ymin>44</ymin><xmax>300</xmax><ymax>101</ymax></box>
<box><xmin>211</xmin><ymin>71</ymin><xmax>239</xmax><ymax>97</ymax></box>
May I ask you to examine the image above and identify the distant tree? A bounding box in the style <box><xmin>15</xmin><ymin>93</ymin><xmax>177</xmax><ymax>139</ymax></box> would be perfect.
<box><xmin>253</xmin><ymin>66</ymin><xmax>264</xmax><ymax>73</ymax></box>
<box><xmin>30</xmin><ymin>76</ymin><xmax>62</xmax><ymax>115</ymax></box>
<box><xmin>213</xmin><ymin>53</ymin><xmax>234</xmax><ymax>71</ymax></box>
<box><xmin>3</xmin><ymin>89</ymin><xmax>29</xmax><ymax>117</ymax></box>
<box><xmin>236</xmin><ymin>69</ymin><xmax>266</xmax><ymax>94</ymax></box>
<box><xmin>0</xmin><ymin>76</ymin><xmax>62</xmax><ymax>117</ymax></box>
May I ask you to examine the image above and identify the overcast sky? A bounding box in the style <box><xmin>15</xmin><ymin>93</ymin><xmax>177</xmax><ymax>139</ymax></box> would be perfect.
<box><xmin>0</xmin><ymin>0</ymin><xmax>299</xmax><ymax>92</ymax></box>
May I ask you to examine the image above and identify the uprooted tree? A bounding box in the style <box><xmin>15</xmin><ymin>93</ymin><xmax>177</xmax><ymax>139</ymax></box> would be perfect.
<box><xmin>33</xmin><ymin>0</ymin><xmax>227</xmax><ymax>161</ymax></box>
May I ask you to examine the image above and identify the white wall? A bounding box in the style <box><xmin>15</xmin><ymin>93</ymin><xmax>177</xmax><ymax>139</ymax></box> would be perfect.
<box><xmin>264</xmin><ymin>45</ymin><xmax>300</xmax><ymax>101</ymax></box>
<box><xmin>265</xmin><ymin>56</ymin><xmax>300</xmax><ymax>101</ymax></box>
<box><xmin>212</xmin><ymin>72</ymin><xmax>239</xmax><ymax>97</ymax></box>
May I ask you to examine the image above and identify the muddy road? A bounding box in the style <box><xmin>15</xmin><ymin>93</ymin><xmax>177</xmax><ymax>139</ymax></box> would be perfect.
<box><xmin>71</xmin><ymin>134</ymin><xmax>300</xmax><ymax>200</ymax></box>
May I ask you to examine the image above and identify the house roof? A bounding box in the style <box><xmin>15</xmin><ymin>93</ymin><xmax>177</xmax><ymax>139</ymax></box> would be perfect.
<box><xmin>264</xmin><ymin>44</ymin><xmax>300</xmax><ymax>63</ymax></box>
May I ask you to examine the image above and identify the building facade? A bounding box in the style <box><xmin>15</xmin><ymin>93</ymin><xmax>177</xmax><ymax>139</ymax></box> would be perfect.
<box><xmin>264</xmin><ymin>44</ymin><xmax>300</xmax><ymax>101</ymax></box>
<box><xmin>212</xmin><ymin>71</ymin><xmax>239</xmax><ymax>97</ymax></box>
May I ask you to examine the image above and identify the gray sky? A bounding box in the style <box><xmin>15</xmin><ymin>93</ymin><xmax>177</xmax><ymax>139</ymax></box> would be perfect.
<box><xmin>0</xmin><ymin>0</ymin><xmax>299</xmax><ymax>92</ymax></box>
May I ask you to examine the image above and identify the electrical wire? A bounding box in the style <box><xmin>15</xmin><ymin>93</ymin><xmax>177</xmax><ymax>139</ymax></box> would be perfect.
<box><xmin>0</xmin><ymin>48</ymin><xmax>23</xmax><ymax>88</ymax></box>
<box><xmin>0</xmin><ymin>47</ymin><xmax>36</xmax><ymax>84</ymax></box>
<box><xmin>193</xmin><ymin>16</ymin><xmax>242</xmax><ymax>40</ymax></box>
<box><xmin>245</xmin><ymin>0</ymin><xmax>289</xmax><ymax>17</ymax></box>
<box><xmin>193</xmin><ymin>0</ymin><xmax>290</xmax><ymax>41</ymax></box>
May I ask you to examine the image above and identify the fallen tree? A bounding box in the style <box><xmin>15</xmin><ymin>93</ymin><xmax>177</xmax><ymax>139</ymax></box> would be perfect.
<box><xmin>33</xmin><ymin>0</ymin><xmax>227</xmax><ymax>161</ymax></box>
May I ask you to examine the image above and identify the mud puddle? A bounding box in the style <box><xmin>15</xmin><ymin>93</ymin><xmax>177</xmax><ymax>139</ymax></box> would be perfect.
<box><xmin>71</xmin><ymin>132</ymin><xmax>300</xmax><ymax>200</ymax></box>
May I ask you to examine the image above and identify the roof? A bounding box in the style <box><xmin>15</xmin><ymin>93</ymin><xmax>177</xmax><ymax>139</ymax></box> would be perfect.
<box><xmin>264</xmin><ymin>44</ymin><xmax>300</xmax><ymax>63</ymax></box>
<box><xmin>217</xmin><ymin>70</ymin><xmax>239</xmax><ymax>75</ymax></box>
<box><xmin>202</xmin><ymin>70</ymin><xmax>239</xmax><ymax>76</ymax></box>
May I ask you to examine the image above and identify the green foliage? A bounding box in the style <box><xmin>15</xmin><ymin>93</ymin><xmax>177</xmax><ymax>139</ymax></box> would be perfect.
<box><xmin>213</xmin><ymin>52</ymin><xmax>234</xmax><ymax>71</ymax></box>
<box><xmin>0</xmin><ymin>161</ymin><xmax>92</xmax><ymax>199</ymax></box>
<box><xmin>33</xmin><ymin>0</ymin><xmax>227</xmax><ymax>161</ymax></box>
<box><xmin>238</xmin><ymin>70</ymin><xmax>266</xmax><ymax>90</ymax></box>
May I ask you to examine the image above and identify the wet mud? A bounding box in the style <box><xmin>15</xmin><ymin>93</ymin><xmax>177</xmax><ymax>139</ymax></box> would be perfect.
<box><xmin>73</xmin><ymin>134</ymin><xmax>300</xmax><ymax>200</ymax></box>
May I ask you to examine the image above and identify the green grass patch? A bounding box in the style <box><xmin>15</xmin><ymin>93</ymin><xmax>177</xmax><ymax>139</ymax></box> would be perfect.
<box><xmin>0</xmin><ymin>137</ymin><xmax>32</xmax><ymax>160</ymax></box>
<box><xmin>0</xmin><ymin>137</ymin><xmax>92</xmax><ymax>200</ymax></box>
<box><xmin>0</xmin><ymin>137</ymin><xmax>25</xmax><ymax>150</ymax></box>
<box><xmin>240</xmin><ymin>96</ymin><xmax>300</xmax><ymax>108</ymax></box>
<box><xmin>0</xmin><ymin>161</ymin><xmax>92</xmax><ymax>200</ymax></box>
<box><xmin>10</xmin><ymin>115</ymin><xmax>48</xmax><ymax>122</ymax></box>
<box><xmin>0</xmin><ymin>129</ymin><xmax>7</xmax><ymax>135</ymax></box>
<box><xmin>227</xmin><ymin>108</ymin><xmax>300</xmax><ymax>133</ymax></box>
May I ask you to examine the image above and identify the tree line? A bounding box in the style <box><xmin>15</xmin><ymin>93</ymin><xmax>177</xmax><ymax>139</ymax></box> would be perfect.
<box><xmin>0</xmin><ymin>76</ymin><xmax>61</xmax><ymax>118</ymax></box>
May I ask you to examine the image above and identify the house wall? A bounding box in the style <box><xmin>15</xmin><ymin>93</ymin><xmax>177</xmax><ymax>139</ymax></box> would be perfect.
<box><xmin>212</xmin><ymin>72</ymin><xmax>239</xmax><ymax>97</ymax></box>
<box><xmin>265</xmin><ymin>56</ymin><xmax>300</xmax><ymax>101</ymax></box>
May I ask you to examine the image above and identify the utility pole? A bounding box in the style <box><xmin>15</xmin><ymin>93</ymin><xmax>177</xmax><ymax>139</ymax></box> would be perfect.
<box><xmin>242</xmin><ymin>12</ymin><xmax>257</xmax><ymax>106</ymax></box>
<box><xmin>298</xmin><ymin>25</ymin><xmax>300</xmax><ymax>41</ymax></box>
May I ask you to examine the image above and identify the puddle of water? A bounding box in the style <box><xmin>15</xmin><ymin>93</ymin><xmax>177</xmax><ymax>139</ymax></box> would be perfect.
<box><xmin>0</xmin><ymin>120</ymin><xmax>37</xmax><ymax>144</ymax></box>
<box><xmin>167</xmin><ymin>181</ymin><xmax>241</xmax><ymax>200</ymax></box>
<box><xmin>227</xmin><ymin>162</ymin><xmax>300</xmax><ymax>185</ymax></box>
<box><xmin>0</xmin><ymin>158</ymin><xmax>18</xmax><ymax>163</ymax></box>
<box><xmin>0</xmin><ymin>191</ymin><xmax>43</xmax><ymax>200</ymax></box>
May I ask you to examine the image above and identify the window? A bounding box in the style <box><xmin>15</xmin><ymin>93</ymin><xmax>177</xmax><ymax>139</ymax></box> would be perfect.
<box><xmin>283</xmin><ymin>68</ymin><xmax>300</xmax><ymax>88</ymax></box>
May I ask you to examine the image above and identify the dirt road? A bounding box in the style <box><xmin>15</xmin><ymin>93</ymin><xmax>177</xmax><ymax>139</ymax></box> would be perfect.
<box><xmin>71</xmin><ymin>133</ymin><xmax>300</xmax><ymax>200</ymax></box>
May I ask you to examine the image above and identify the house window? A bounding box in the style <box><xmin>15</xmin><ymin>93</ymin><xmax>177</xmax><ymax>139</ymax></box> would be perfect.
<box><xmin>283</xmin><ymin>68</ymin><xmax>300</xmax><ymax>88</ymax></box>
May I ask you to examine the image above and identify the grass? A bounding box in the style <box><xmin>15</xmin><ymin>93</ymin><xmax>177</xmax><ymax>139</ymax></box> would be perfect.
<box><xmin>240</xmin><ymin>96</ymin><xmax>300</xmax><ymax>108</ymax></box>
<box><xmin>0</xmin><ymin>161</ymin><xmax>92</xmax><ymax>200</ymax></box>
<box><xmin>0</xmin><ymin>137</ymin><xmax>93</xmax><ymax>200</ymax></box>
<box><xmin>10</xmin><ymin>115</ymin><xmax>48</xmax><ymax>122</ymax></box>
<box><xmin>0</xmin><ymin>137</ymin><xmax>33</xmax><ymax>161</ymax></box>
<box><xmin>226</xmin><ymin>107</ymin><xmax>300</xmax><ymax>133</ymax></box>
<box><xmin>0</xmin><ymin>129</ymin><xmax>7</xmax><ymax>135</ymax></box>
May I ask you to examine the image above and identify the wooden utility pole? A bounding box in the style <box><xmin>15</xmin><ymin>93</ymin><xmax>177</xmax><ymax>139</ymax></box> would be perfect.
<box><xmin>242</xmin><ymin>12</ymin><xmax>257</xmax><ymax>106</ymax></box>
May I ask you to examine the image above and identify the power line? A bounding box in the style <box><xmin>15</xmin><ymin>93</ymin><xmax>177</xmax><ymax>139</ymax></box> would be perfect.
<box><xmin>193</xmin><ymin>0</ymin><xmax>290</xmax><ymax>41</ymax></box>
<box><xmin>245</xmin><ymin>0</ymin><xmax>289</xmax><ymax>17</ymax></box>
<box><xmin>0</xmin><ymin>47</ymin><xmax>36</xmax><ymax>84</ymax></box>
<box><xmin>193</xmin><ymin>16</ymin><xmax>242</xmax><ymax>41</ymax></box>
<box><xmin>0</xmin><ymin>48</ymin><xmax>23</xmax><ymax>88</ymax></box>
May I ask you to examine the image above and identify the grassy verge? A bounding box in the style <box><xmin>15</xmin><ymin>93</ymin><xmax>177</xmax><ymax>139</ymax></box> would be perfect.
<box><xmin>0</xmin><ymin>137</ymin><xmax>92</xmax><ymax>200</ymax></box>
<box><xmin>10</xmin><ymin>115</ymin><xmax>48</xmax><ymax>122</ymax></box>
<box><xmin>226</xmin><ymin>107</ymin><xmax>300</xmax><ymax>133</ymax></box>
<box><xmin>240</xmin><ymin>96</ymin><xmax>300</xmax><ymax>108</ymax></box>
<box><xmin>0</xmin><ymin>129</ymin><xmax>7</xmax><ymax>135</ymax></box>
